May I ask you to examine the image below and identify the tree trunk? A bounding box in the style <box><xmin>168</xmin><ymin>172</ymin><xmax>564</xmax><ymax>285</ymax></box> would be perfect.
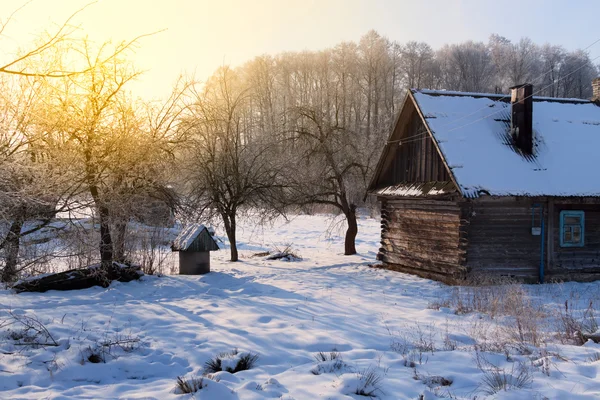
<box><xmin>344</xmin><ymin>205</ymin><xmax>358</xmax><ymax>256</ymax></box>
<box><xmin>86</xmin><ymin>156</ymin><xmax>114</xmax><ymax>268</ymax></box>
<box><xmin>222</xmin><ymin>212</ymin><xmax>238</xmax><ymax>262</ymax></box>
<box><xmin>1</xmin><ymin>214</ymin><xmax>25</xmax><ymax>282</ymax></box>
<box><xmin>97</xmin><ymin>205</ymin><xmax>114</xmax><ymax>268</ymax></box>
<box><xmin>113</xmin><ymin>221</ymin><xmax>127</xmax><ymax>264</ymax></box>
<box><xmin>88</xmin><ymin>181</ymin><xmax>113</xmax><ymax>268</ymax></box>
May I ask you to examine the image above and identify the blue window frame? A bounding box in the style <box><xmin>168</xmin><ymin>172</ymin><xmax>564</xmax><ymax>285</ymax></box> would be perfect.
<box><xmin>560</xmin><ymin>210</ymin><xmax>585</xmax><ymax>247</ymax></box>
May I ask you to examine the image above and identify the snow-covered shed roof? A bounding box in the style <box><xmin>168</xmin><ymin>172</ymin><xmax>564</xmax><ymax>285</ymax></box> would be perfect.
<box><xmin>172</xmin><ymin>224</ymin><xmax>219</xmax><ymax>252</ymax></box>
<box><xmin>411</xmin><ymin>89</ymin><xmax>600</xmax><ymax>197</ymax></box>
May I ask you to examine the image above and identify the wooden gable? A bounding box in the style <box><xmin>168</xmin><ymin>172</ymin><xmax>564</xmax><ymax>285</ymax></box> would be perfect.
<box><xmin>368</xmin><ymin>92</ymin><xmax>459</xmax><ymax>196</ymax></box>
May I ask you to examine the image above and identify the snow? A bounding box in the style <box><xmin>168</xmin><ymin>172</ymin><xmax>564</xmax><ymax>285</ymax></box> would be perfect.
<box><xmin>373</xmin><ymin>182</ymin><xmax>456</xmax><ymax>197</ymax></box>
<box><xmin>412</xmin><ymin>89</ymin><xmax>600</xmax><ymax>197</ymax></box>
<box><xmin>1</xmin><ymin>214</ymin><xmax>600</xmax><ymax>399</ymax></box>
<box><xmin>172</xmin><ymin>224</ymin><xmax>208</xmax><ymax>251</ymax></box>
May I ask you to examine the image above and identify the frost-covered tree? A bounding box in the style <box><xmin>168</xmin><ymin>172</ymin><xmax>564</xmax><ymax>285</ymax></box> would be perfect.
<box><xmin>36</xmin><ymin>40</ymin><xmax>182</xmax><ymax>270</ymax></box>
<box><xmin>180</xmin><ymin>67</ymin><xmax>286</xmax><ymax>262</ymax></box>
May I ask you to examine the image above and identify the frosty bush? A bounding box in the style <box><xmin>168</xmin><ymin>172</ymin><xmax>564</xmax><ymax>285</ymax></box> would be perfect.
<box><xmin>81</xmin><ymin>331</ymin><xmax>142</xmax><ymax>364</ymax></box>
<box><xmin>265</xmin><ymin>243</ymin><xmax>302</xmax><ymax>261</ymax></box>
<box><xmin>204</xmin><ymin>348</ymin><xmax>259</xmax><ymax>374</ymax></box>
<box><xmin>311</xmin><ymin>351</ymin><xmax>348</xmax><ymax>375</ymax></box>
<box><xmin>429</xmin><ymin>277</ymin><xmax>534</xmax><ymax>317</ymax></box>
<box><xmin>1</xmin><ymin>311</ymin><xmax>58</xmax><ymax>348</ymax></box>
<box><xmin>175</xmin><ymin>376</ymin><xmax>205</xmax><ymax>394</ymax></box>
<box><xmin>476</xmin><ymin>352</ymin><xmax>532</xmax><ymax>395</ymax></box>
<box><xmin>314</xmin><ymin>350</ymin><xmax>342</xmax><ymax>363</ymax></box>
<box><xmin>555</xmin><ymin>300</ymin><xmax>599</xmax><ymax>345</ymax></box>
<box><xmin>354</xmin><ymin>366</ymin><xmax>384</xmax><ymax>397</ymax></box>
<box><xmin>385</xmin><ymin>321</ymin><xmax>437</xmax><ymax>364</ymax></box>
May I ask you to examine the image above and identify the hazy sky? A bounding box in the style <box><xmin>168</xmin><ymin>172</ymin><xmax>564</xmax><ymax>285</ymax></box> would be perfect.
<box><xmin>2</xmin><ymin>0</ymin><xmax>599</xmax><ymax>100</ymax></box>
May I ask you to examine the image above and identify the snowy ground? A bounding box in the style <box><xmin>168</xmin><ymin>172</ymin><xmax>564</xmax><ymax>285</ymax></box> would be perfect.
<box><xmin>2</xmin><ymin>214</ymin><xmax>600</xmax><ymax>399</ymax></box>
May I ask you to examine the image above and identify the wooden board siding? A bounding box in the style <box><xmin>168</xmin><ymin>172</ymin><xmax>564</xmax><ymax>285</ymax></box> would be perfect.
<box><xmin>463</xmin><ymin>198</ymin><xmax>600</xmax><ymax>281</ymax></box>
<box><xmin>377</xmin><ymin>198</ymin><xmax>467</xmax><ymax>284</ymax></box>
<box><xmin>376</xmin><ymin>109</ymin><xmax>450</xmax><ymax>188</ymax></box>
<box><xmin>549</xmin><ymin>202</ymin><xmax>600</xmax><ymax>276</ymax></box>
<box><xmin>463</xmin><ymin>199</ymin><xmax>541</xmax><ymax>280</ymax></box>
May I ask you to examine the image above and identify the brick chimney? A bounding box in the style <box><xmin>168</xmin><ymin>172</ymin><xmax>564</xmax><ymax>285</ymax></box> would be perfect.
<box><xmin>593</xmin><ymin>78</ymin><xmax>600</xmax><ymax>102</ymax></box>
<box><xmin>510</xmin><ymin>83</ymin><xmax>534</xmax><ymax>155</ymax></box>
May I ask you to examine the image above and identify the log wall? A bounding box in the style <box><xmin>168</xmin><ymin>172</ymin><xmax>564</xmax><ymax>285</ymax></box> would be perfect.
<box><xmin>377</xmin><ymin>196</ymin><xmax>600</xmax><ymax>284</ymax></box>
<box><xmin>377</xmin><ymin>198</ymin><xmax>467</xmax><ymax>284</ymax></box>
<box><xmin>463</xmin><ymin>199</ymin><xmax>541</xmax><ymax>280</ymax></box>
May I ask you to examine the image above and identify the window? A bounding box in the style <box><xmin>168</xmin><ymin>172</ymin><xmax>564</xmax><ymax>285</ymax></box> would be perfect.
<box><xmin>560</xmin><ymin>210</ymin><xmax>585</xmax><ymax>247</ymax></box>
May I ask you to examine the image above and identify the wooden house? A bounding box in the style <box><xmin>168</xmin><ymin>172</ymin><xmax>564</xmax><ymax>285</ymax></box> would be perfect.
<box><xmin>172</xmin><ymin>224</ymin><xmax>219</xmax><ymax>274</ymax></box>
<box><xmin>367</xmin><ymin>79</ymin><xmax>600</xmax><ymax>284</ymax></box>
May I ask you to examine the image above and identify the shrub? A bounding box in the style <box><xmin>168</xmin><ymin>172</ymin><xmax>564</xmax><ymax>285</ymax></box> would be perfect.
<box><xmin>3</xmin><ymin>311</ymin><xmax>59</xmax><ymax>347</ymax></box>
<box><xmin>430</xmin><ymin>277</ymin><xmax>534</xmax><ymax>318</ymax></box>
<box><xmin>354</xmin><ymin>366</ymin><xmax>384</xmax><ymax>397</ymax></box>
<box><xmin>204</xmin><ymin>349</ymin><xmax>259</xmax><ymax>374</ymax></box>
<box><xmin>476</xmin><ymin>352</ymin><xmax>532</xmax><ymax>395</ymax></box>
<box><xmin>314</xmin><ymin>350</ymin><xmax>342</xmax><ymax>363</ymax></box>
<box><xmin>555</xmin><ymin>300</ymin><xmax>599</xmax><ymax>345</ymax></box>
<box><xmin>479</xmin><ymin>364</ymin><xmax>532</xmax><ymax>395</ymax></box>
<box><xmin>311</xmin><ymin>351</ymin><xmax>347</xmax><ymax>375</ymax></box>
<box><xmin>386</xmin><ymin>321</ymin><xmax>436</xmax><ymax>364</ymax></box>
<box><xmin>80</xmin><ymin>330</ymin><xmax>142</xmax><ymax>364</ymax></box>
<box><xmin>418</xmin><ymin>374</ymin><xmax>453</xmax><ymax>388</ymax></box>
<box><xmin>586</xmin><ymin>352</ymin><xmax>600</xmax><ymax>363</ymax></box>
<box><xmin>175</xmin><ymin>376</ymin><xmax>205</xmax><ymax>394</ymax></box>
<box><xmin>266</xmin><ymin>243</ymin><xmax>302</xmax><ymax>261</ymax></box>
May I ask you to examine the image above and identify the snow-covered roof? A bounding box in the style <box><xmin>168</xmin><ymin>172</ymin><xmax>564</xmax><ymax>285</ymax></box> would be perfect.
<box><xmin>412</xmin><ymin>89</ymin><xmax>600</xmax><ymax>197</ymax></box>
<box><xmin>373</xmin><ymin>181</ymin><xmax>457</xmax><ymax>197</ymax></box>
<box><xmin>172</xmin><ymin>224</ymin><xmax>218</xmax><ymax>252</ymax></box>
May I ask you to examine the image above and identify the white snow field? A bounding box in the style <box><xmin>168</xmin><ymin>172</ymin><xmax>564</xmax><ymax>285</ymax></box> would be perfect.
<box><xmin>2</xmin><ymin>214</ymin><xmax>600</xmax><ymax>399</ymax></box>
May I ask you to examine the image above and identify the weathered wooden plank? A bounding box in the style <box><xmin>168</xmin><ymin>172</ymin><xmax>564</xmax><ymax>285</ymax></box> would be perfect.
<box><xmin>381</xmin><ymin>246</ymin><xmax>466</xmax><ymax>265</ymax></box>
<box><xmin>377</xmin><ymin>197</ymin><xmax>467</xmax><ymax>283</ymax></box>
<box><xmin>384</xmin><ymin>229</ymin><xmax>469</xmax><ymax>240</ymax></box>
<box><xmin>380</xmin><ymin>251</ymin><xmax>466</xmax><ymax>274</ymax></box>
<box><xmin>386</xmin><ymin>198</ymin><xmax>460</xmax><ymax>207</ymax></box>
<box><xmin>464</xmin><ymin>199</ymin><xmax>543</xmax><ymax>277</ymax></box>
<box><xmin>381</xmin><ymin>238</ymin><xmax>466</xmax><ymax>254</ymax></box>
<box><xmin>381</xmin><ymin>234</ymin><xmax>468</xmax><ymax>247</ymax></box>
<box><xmin>383</xmin><ymin>225</ymin><xmax>461</xmax><ymax>237</ymax></box>
<box><xmin>388</xmin><ymin>213</ymin><xmax>460</xmax><ymax>223</ymax></box>
<box><xmin>386</xmin><ymin>219</ymin><xmax>462</xmax><ymax>230</ymax></box>
<box><xmin>387</xmin><ymin>203</ymin><xmax>461</xmax><ymax>212</ymax></box>
<box><xmin>382</xmin><ymin>250</ymin><xmax>466</xmax><ymax>272</ymax></box>
<box><xmin>375</xmin><ymin>262</ymin><xmax>461</xmax><ymax>285</ymax></box>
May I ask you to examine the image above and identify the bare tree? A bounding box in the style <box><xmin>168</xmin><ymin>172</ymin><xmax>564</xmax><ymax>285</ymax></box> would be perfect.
<box><xmin>0</xmin><ymin>4</ymin><xmax>162</xmax><ymax>281</ymax></box>
<box><xmin>0</xmin><ymin>72</ymin><xmax>87</xmax><ymax>281</ymax></box>
<box><xmin>559</xmin><ymin>50</ymin><xmax>598</xmax><ymax>99</ymax></box>
<box><xmin>288</xmin><ymin>106</ymin><xmax>370</xmax><ymax>255</ymax></box>
<box><xmin>539</xmin><ymin>44</ymin><xmax>566</xmax><ymax>97</ymax></box>
<box><xmin>180</xmin><ymin>67</ymin><xmax>285</xmax><ymax>261</ymax></box>
<box><xmin>401</xmin><ymin>41</ymin><xmax>434</xmax><ymax>89</ymax></box>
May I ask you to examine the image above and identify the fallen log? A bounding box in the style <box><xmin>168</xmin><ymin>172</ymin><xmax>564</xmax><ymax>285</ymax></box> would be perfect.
<box><xmin>13</xmin><ymin>262</ymin><xmax>143</xmax><ymax>293</ymax></box>
<box><xmin>584</xmin><ymin>333</ymin><xmax>600</xmax><ymax>344</ymax></box>
<box><xmin>266</xmin><ymin>252</ymin><xmax>301</xmax><ymax>261</ymax></box>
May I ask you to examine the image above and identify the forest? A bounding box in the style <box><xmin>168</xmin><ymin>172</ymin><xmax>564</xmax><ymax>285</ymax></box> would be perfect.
<box><xmin>1</xmin><ymin>8</ymin><xmax>599</xmax><ymax>283</ymax></box>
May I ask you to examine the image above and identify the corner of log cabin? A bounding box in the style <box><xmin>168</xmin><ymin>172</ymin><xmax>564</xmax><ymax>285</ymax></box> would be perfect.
<box><xmin>378</xmin><ymin>197</ymin><xmax>468</xmax><ymax>283</ymax></box>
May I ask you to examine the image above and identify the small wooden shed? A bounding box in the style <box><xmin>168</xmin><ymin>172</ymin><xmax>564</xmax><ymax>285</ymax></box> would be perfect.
<box><xmin>172</xmin><ymin>224</ymin><xmax>219</xmax><ymax>274</ymax></box>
